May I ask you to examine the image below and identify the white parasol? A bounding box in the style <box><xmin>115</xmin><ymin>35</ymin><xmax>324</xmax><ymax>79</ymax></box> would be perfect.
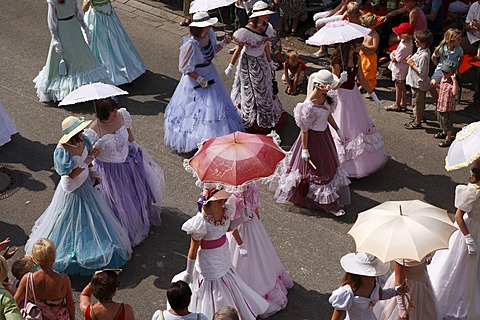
<box><xmin>189</xmin><ymin>0</ymin><xmax>236</xmax><ymax>14</ymax></box>
<box><xmin>306</xmin><ymin>20</ymin><xmax>371</xmax><ymax>46</ymax></box>
<box><xmin>445</xmin><ymin>121</ymin><xmax>480</xmax><ymax>171</ymax></box>
<box><xmin>58</xmin><ymin>83</ymin><xmax>128</xmax><ymax>106</ymax></box>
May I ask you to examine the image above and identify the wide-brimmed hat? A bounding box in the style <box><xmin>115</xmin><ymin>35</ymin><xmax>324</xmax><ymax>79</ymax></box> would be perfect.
<box><xmin>441</xmin><ymin>60</ymin><xmax>457</xmax><ymax>73</ymax></box>
<box><xmin>392</xmin><ymin>22</ymin><xmax>414</xmax><ymax>35</ymax></box>
<box><xmin>340</xmin><ymin>252</ymin><xmax>390</xmax><ymax>276</ymax></box>
<box><xmin>249</xmin><ymin>1</ymin><xmax>274</xmax><ymax>18</ymax></box>
<box><xmin>310</xmin><ymin>69</ymin><xmax>339</xmax><ymax>90</ymax></box>
<box><xmin>59</xmin><ymin>116</ymin><xmax>91</xmax><ymax>144</ymax></box>
<box><xmin>189</xmin><ymin>12</ymin><xmax>218</xmax><ymax>27</ymax></box>
<box><xmin>203</xmin><ymin>188</ymin><xmax>232</xmax><ymax>205</ymax></box>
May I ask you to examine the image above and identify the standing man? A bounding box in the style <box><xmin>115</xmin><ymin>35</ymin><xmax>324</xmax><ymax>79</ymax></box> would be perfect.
<box><xmin>461</xmin><ymin>0</ymin><xmax>480</xmax><ymax>54</ymax></box>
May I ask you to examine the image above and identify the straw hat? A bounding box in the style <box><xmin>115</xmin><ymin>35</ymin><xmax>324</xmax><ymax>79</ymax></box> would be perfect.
<box><xmin>203</xmin><ymin>188</ymin><xmax>232</xmax><ymax>205</ymax></box>
<box><xmin>340</xmin><ymin>252</ymin><xmax>390</xmax><ymax>276</ymax></box>
<box><xmin>189</xmin><ymin>12</ymin><xmax>218</xmax><ymax>27</ymax></box>
<box><xmin>58</xmin><ymin>116</ymin><xmax>91</xmax><ymax>144</ymax></box>
<box><xmin>249</xmin><ymin>1</ymin><xmax>274</xmax><ymax>18</ymax></box>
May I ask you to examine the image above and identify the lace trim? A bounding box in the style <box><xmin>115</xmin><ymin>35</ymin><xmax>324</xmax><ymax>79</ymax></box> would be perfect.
<box><xmin>337</xmin><ymin>130</ymin><xmax>385</xmax><ymax>163</ymax></box>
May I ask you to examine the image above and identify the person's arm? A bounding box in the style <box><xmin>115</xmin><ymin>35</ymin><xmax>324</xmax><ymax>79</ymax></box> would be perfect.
<box><xmin>356</xmin><ymin>65</ymin><xmax>373</xmax><ymax>94</ymax></box>
<box><xmin>64</xmin><ymin>275</ymin><xmax>75</xmax><ymax>320</ymax></box>
<box><xmin>284</xmin><ymin>62</ymin><xmax>292</xmax><ymax>90</ymax></box>
<box><xmin>425</xmin><ymin>0</ymin><xmax>442</xmax><ymax>21</ymax></box>
<box><xmin>293</xmin><ymin>66</ymin><xmax>302</xmax><ymax>92</ymax></box>
<box><xmin>265</xmin><ymin>42</ymin><xmax>272</xmax><ymax>62</ymax></box>
<box><xmin>409</xmin><ymin>8</ymin><xmax>419</xmax><ymax>29</ymax></box>
<box><xmin>455</xmin><ymin>208</ymin><xmax>470</xmax><ymax>236</ymax></box>
<box><xmin>47</xmin><ymin>1</ymin><xmax>62</xmax><ymax>53</ymax></box>
<box><xmin>331</xmin><ymin>309</ymin><xmax>346</xmax><ymax>320</ymax></box>
<box><xmin>79</xmin><ymin>282</ymin><xmax>93</xmax><ymax>316</ymax></box>
<box><xmin>380</xmin><ymin>6</ymin><xmax>408</xmax><ymax>21</ymax></box>
<box><xmin>127</xmin><ymin>128</ymin><xmax>135</xmax><ymax>143</ymax></box>
<box><xmin>327</xmin><ymin>0</ymin><xmax>347</xmax><ymax>17</ymax></box>
<box><xmin>13</xmin><ymin>275</ymin><xmax>27</xmax><ymax>305</ymax></box>
<box><xmin>301</xmin><ymin>131</ymin><xmax>309</xmax><ymax>150</ymax></box>
<box><xmin>394</xmin><ymin>261</ymin><xmax>408</xmax><ymax>320</ymax></box>
<box><xmin>327</xmin><ymin>115</ymin><xmax>340</xmax><ymax>131</ymax></box>
<box><xmin>231</xmin><ymin>229</ymin><xmax>243</xmax><ymax>245</ymax></box>
<box><xmin>230</xmin><ymin>44</ymin><xmax>244</xmax><ymax>66</ymax></box>
<box><xmin>451</xmin><ymin>73</ymin><xmax>459</xmax><ymax>96</ymax></box>
<box><xmin>216</xmin><ymin>35</ymin><xmax>231</xmax><ymax>54</ymax></box>
<box><xmin>188</xmin><ymin>237</ymin><xmax>201</xmax><ymax>260</ymax></box>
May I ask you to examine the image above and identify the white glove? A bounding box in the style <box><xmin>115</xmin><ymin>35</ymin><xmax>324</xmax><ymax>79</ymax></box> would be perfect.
<box><xmin>225</xmin><ymin>63</ymin><xmax>234</xmax><ymax>77</ymax></box>
<box><xmin>465</xmin><ymin>234</ymin><xmax>477</xmax><ymax>255</ymax></box>
<box><xmin>301</xmin><ymin>149</ymin><xmax>310</xmax><ymax>161</ymax></box>
<box><xmin>130</xmin><ymin>141</ymin><xmax>139</xmax><ymax>152</ymax></box>
<box><xmin>238</xmin><ymin>244</ymin><xmax>248</xmax><ymax>256</ymax></box>
<box><xmin>84</xmin><ymin>29</ymin><xmax>91</xmax><ymax>45</ymax></box>
<box><xmin>269</xmin><ymin>60</ymin><xmax>277</xmax><ymax>72</ymax></box>
<box><xmin>53</xmin><ymin>40</ymin><xmax>63</xmax><ymax>54</ymax></box>
<box><xmin>218</xmin><ymin>35</ymin><xmax>231</xmax><ymax>49</ymax></box>
<box><xmin>371</xmin><ymin>92</ymin><xmax>383</xmax><ymax>110</ymax></box>
<box><xmin>338</xmin><ymin>71</ymin><xmax>348</xmax><ymax>84</ymax></box>
<box><xmin>395</xmin><ymin>294</ymin><xmax>408</xmax><ymax>319</ymax></box>
<box><xmin>196</xmin><ymin>76</ymin><xmax>208</xmax><ymax>88</ymax></box>
<box><xmin>336</xmin><ymin>129</ymin><xmax>345</xmax><ymax>144</ymax></box>
<box><xmin>181</xmin><ymin>258</ymin><xmax>195</xmax><ymax>283</ymax></box>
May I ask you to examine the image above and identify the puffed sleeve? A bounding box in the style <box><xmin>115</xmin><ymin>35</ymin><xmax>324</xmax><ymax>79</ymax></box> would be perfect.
<box><xmin>329</xmin><ymin>285</ymin><xmax>354</xmax><ymax>311</ymax></box>
<box><xmin>182</xmin><ymin>212</ymin><xmax>208</xmax><ymax>241</ymax></box>
<box><xmin>83</xmin><ymin>128</ymin><xmax>98</xmax><ymax>145</ymax></box>
<box><xmin>232</xmin><ymin>27</ymin><xmax>250</xmax><ymax>46</ymax></box>
<box><xmin>46</xmin><ymin>0</ymin><xmax>60</xmax><ymax>45</ymax></box>
<box><xmin>53</xmin><ymin>148</ymin><xmax>75</xmax><ymax>176</ymax></box>
<box><xmin>179</xmin><ymin>40</ymin><xmax>196</xmax><ymax>74</ymax></box>
<box><xmin>82</xmin><ymin>133</ymin><xmax>93</xmax><ymax>152</ymax></box>
<box><xmin>293</xmin><ymin>101</ymin><xmax>316</xmax><ymax>132</ymax></box>
<box><xmin>117</xmin><ymin>108</ymin><xmax>132</xmax><ymax>128</ymax></box>
<box><xmin>265</xmin><ymin>23</ymin><xmax>276</xmax><ymax>41</ymax></box>
<box><xmin>455</xmin><ymin>184</ymin><xmax>480</xmax><ymax>213</ymax></box>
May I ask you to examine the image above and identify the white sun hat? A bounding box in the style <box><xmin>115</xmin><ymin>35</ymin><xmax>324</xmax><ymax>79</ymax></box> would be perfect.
<box><xmin>189</xmin><ymin>12</ymin><xmax>218</xmax><ymax>27</ymax></box>
<box><xmin>340</xmin><ymin>252</ymin><xmax>390</xmax><ymax>277</ymax></box>
<box><xmin>249</xmin><ymin>1</ymin><xmax>274</xmax><ymax>18</ymax></box>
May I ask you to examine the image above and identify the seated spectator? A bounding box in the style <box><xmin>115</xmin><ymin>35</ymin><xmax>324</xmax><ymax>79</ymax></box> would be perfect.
<box><xmin>151</xmin><ymin>281</ymin><xmax>208</xmax><ymax>320</ymax></box>
<box><xmin>282</xmin><ymin>50</ymin><xmax>307</xmax><ymax>95</ymax></box>
<box><xmin>213</xmin><ymin>306</ymin><xmax>240</xmax><ymax>320</ymax></box>
<box><xmin>14</xmin><ymin>238</ymin><xmax>75</xmax><ymax>320</ymax></box>
<box><xmin>11</xmin><ymin>255</ymin><xmax>34</xmax><ymax>291</ymax></box>
<box><xmin>345</xmin><ymin>2</ymin><xmax>362</xmax><ymax>24</ymax></box>
<box><xmin>461</xmin><ymin>0</ymin><xmax>480</xmax><ymax>54</ymax></box>
<box><xmin>280</xmin><ymin>0</ymin><xmax>306</xmax><ymax>35</ymax></box>
<box><xmin>80</xmin><ymin>269</ymin><xmax>135</xmax><ymax>320</ymax></box>
<box><xmin>0</xmin><ymin>256</ymin><xmax>23</xmax><ymax>320</ymax></box>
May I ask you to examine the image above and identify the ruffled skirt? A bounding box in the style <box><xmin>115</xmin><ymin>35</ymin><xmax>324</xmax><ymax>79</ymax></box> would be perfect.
<box><xmin>94</xmin><ymin>146</ymin><xmax>164</xmax><ymax>247</ymax></box>
<box><xmin>164</xmin><ymin>63</ymin><xmax>244</xmax><ymax>153</ymax></box>
<box><xmin>0</xmin><ymin>103</ymin><xmax>17</xmax><ymax>146</ymax></box>
<box><xmin>231</xmin><ymin>51</ymin><xmax>286</xmax><ymax>134</ymax></box>
<box><xmin>84</xmin><ymin>5</ymin><xmax>146</xmax><ymax>85</ymax></box>
<box><xmin>33</xmin><ymin>18</ymin><xmax>111</xmax><ymax>102</ymax></box>
<box><xmin>227</xmin><ymin>215</ymin><xmax>293</xmax><ymax>318</ymax></box>
<box><xmin>269</xmin><ymin>129</ymin><xmax>350</xmax><ymax>213</ymax></box>
<box><xmin>25</xmin><ymin>174</ymin><xmax>132</xmax><ymax>275</ymax></box>
<box><xmin>330</xmin><ymin>86</ymin><xmax>387</xmax><ymax>178</ymax></box>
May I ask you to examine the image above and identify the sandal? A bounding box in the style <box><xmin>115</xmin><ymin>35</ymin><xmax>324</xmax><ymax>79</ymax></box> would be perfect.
<box><xmin>384</xmin><ymin>104</ymin><xmax>403</xmax><ymax>111</ymax></box>
<box><xmin>404</xmin><ymin>121</ymin><xmax>423</xmax><ymax>130</ymax></box>
<box><xmin>434</xmin><ymin>132</ymin><xmax>447</xmax><ymax>139</ymax></box>
<box><xmin>438</xmin><ymin>139</ymin><xmax>453</xmax><ymax>147</ymax></box>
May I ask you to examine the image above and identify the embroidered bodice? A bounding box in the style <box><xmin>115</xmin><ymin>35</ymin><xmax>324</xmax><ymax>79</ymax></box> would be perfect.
<box><xmin>178</xmin><ymin>28</ymin><xmax>218</xmax><ymax>74</ymax></box>
<box><xmin>232</xmin><ymin>23</ymin><xmax>276</xmax><ymax>57</ymax></box>
<box><xmin>293</xmin><ymin>92</ymin><xmax>337</xmax><ymax>132</ymax></box>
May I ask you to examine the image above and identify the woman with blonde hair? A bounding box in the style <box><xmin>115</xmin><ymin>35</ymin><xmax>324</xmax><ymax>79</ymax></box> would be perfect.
<box><xmin>15</xmin><ymin>239</ymin><xmax>75</xmax><ymax>320</ymax></box>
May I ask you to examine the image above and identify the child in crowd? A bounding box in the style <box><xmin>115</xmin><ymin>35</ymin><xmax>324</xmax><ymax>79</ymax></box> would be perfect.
<box><xmin>435</xmin><ymin>60</ymin><xmax>458</xmax><ymax>148</ymax></box>
<box><xmin>359</xmin><ymin>13</ymin><xmax>380</xmax><ymax>92</ymax></box>
<box><xmin>430</xmin><ymin>28</ymin><xmax>463</xmax><ymax>102</ymax></box>
<box><xmin>282</xmin><ymin>50</ymin><xmax>307</xmax><ymax>95</ymax></box>
<box><xmin>11</xmin><ymin>255</ymin><xmax>34</xmax><ymax>291</ymax></box>
<box><xmin>385</xmin><ymin>22</ymin><xmax>414</xmax><ymax>111</ymax></box>
<box><xmin>345</xmin><ymin>2</ymin><xmax>361</xmax><ymax>24</ymax></box>
<box><xmin>405</xmin><ymin>30</ymin><xmax>434</xmax><ymax>129</ymax></box>
<box><xmin>213</xmin><ymin>306</ymin><xmax>239</xmax><ymax>320</ymax></box>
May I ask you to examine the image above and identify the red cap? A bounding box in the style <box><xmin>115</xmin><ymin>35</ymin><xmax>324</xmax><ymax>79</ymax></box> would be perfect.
<box><xmin>392</xmin><ymin>22</ymin><xmax>414</xmax><ymax>35</ymax></box>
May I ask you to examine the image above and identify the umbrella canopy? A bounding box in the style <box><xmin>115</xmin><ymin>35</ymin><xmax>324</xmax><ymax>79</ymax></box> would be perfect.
<box><xmin>306</xmin><ymin>20</ymin><xmax>371</xmax><ymax>46</ymax></box>
<box><xmin>184</xmin><ymin>131</ymin><xmax>286</xmax><ymax>192</ymax></box>
<box><xmin>189</xmin><ymin>0</ymin><xmax>236</xmax><ymax>14</ymax></box>
<box><xmin>58</xmin><ymin>83</ymin><xmax>128</xmax><ymax>106</ymax></box>
<box><xmin>348</xmin><ymin>200</ymin><xmax>457</xmax><ymax>263</ymax></box>
<box><xmin>445</xmin><ymin>121</ymin><xmax>480</xmax><ymax>171</ymax></box>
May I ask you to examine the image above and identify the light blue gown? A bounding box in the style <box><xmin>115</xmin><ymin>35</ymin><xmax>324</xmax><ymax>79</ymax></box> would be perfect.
<box><xmin>164</xmin><ymin>29</ymin><xmax>244</xmax><ymax>154</ymax></box>
<box><xmin>25</xmin><ymin>135</ymin><xmax>132</xmax><ymax>275</ymax></box>
<box><xmin>84</xmin><ymin>0</ymin><xmax>146</xmax><ymax>85</ymax></box>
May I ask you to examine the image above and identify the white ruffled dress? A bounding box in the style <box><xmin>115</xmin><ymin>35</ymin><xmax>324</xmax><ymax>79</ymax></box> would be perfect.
<box><xmin>329</xmin><ymin>282</ymin><xmax>381</xmax><ymax>320</ymax></box>
<box><xmin>174</xmin><ymin>212</ymin><xmax>269</xmax><ymax>320</ymax></box>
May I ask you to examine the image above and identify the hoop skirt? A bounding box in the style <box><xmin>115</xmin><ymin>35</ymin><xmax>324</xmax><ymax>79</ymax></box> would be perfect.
<box><xmin>227</xmin><ymin>184</ymin><xmax>293</xmax><ymax>318</ymax></box>
<box><xmin>330</xmin><ymin>67</ymin><xmax>386</xmax><ymax>178</ymax></box>
<box><xmin>172</xmin><ymin>212</ymin><xmax>269</xmax><ymax>320</ymax></box>
<box><xmin>25</xmin><ymin>141</ymin><xmax>132</xmax><ymax>275</ymax></box>
<box><xmin>164</xmin><ymin>29</ymin><xmax>244</xmax><ymax>154</ymax></box>
<box><xmin>84</xmin><ymin>0</ymin><xmax>146</xmax><ymax>85</ymax></box>
<box><xmin>34</xmin><ymin>0</ymin><xmax>111</xmax><ymax>102</ymax></box>
<box><xmin>0</xmin><ymin>103</ymin><xmax>17</xmax><ymax>146</ymax></box>
<box><xmin>427</xmin><ymin>184</ymin><xmax>480</xmax><ymax>319</ymax></box>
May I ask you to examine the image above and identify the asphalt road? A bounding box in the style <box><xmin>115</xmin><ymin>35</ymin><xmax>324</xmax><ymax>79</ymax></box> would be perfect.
<box><xmin>0</xmin><ymin>0</ymin><xmax>472</xmax><ymax>319</ymax></box>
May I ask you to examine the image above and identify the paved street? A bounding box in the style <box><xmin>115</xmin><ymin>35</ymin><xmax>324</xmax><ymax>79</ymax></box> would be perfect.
<box><xmin>0</xmin><ymin>0</ymin><xmax>474</xmax><ymax>318</ymax></box>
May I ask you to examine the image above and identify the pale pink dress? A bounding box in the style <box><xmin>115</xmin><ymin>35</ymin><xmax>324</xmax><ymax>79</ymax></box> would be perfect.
<box><xmin>227</xmin><ymin>184</ymin><xmax>294</xmax><ymax>318</ymax></box>
<box><xmin>388</xmin><ymin>39</ymin><xmax>413</xmax><ymax>81</ymax></box>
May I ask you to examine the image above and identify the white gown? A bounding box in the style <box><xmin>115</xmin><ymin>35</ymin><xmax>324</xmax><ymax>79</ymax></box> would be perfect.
<box><xmin>329</xmin><ymin>281</ymin><xmax>381</xmax><ymax>320</ymax></box>
<box><xmin>428</xmin><ymin>183</ymin><xmax>480</xmax><ymax>320</ymax></box>
<box><xmin>0</xmin><ymin>103</ymin><xmax>17</xmax><ymax>146</ymax></box>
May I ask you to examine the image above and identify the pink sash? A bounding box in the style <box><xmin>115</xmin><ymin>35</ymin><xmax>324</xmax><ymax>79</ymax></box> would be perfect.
<box><xmin>200</xmin><ymin>235</ymin><xmax>226</xmax><ymax>249</ymax></box>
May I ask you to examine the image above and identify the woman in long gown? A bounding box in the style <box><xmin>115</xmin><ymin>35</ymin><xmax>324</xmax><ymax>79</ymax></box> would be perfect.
<box><xmin>25</xmin><ymin>116</ymin><xmax>132</xmax><ymax>275</ymax></box>
<box><xmin>227</xmin><ymin>183</ymin><xmax>294</xmax><ymax>317</ymax></box>
<box><xmin>164</xmin><ymin>12</ymin><xmax>244</xmax><ymax>154</ymax></box>
<box><xmin>269</xmin><ymin>70</ymin><xmax>350</xmax><ymax>216</ymax></box>
<box><xmin>0</xmin><ymin>103</ymin><xmax>17</xmax><ymax>147</ymax></box>
<box><xmin>330</xmin><ymin>37</ymin><xmax>387</xmax><ymax>178</ymax></box>
<box><xmin>172</xmin><ymin>188</ymin><xmax>269</xmax><ymax>320</ymax></box>
<box><xmin>82</xmin><ymin>0</ymin><xmax>146</xmax><ymax>85</ymax></box>
<box><xmin>84</xmin><ymin>98</ymin><xmax>164</xmax><ymax>247</ymax></box>
<box><xmin>427</xmin><ymin>159</ymin><xmax>480</xmax><ymax>319</ymax></box>
<box><xmin>34</xmin><ymin>0</ymin><xmax>111</xmax><ymax>102</ymax></box>
<box><xmin>226</xmin><ymin>1</ymin><xmax>287</xmax><ymax>134</ymax></box>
